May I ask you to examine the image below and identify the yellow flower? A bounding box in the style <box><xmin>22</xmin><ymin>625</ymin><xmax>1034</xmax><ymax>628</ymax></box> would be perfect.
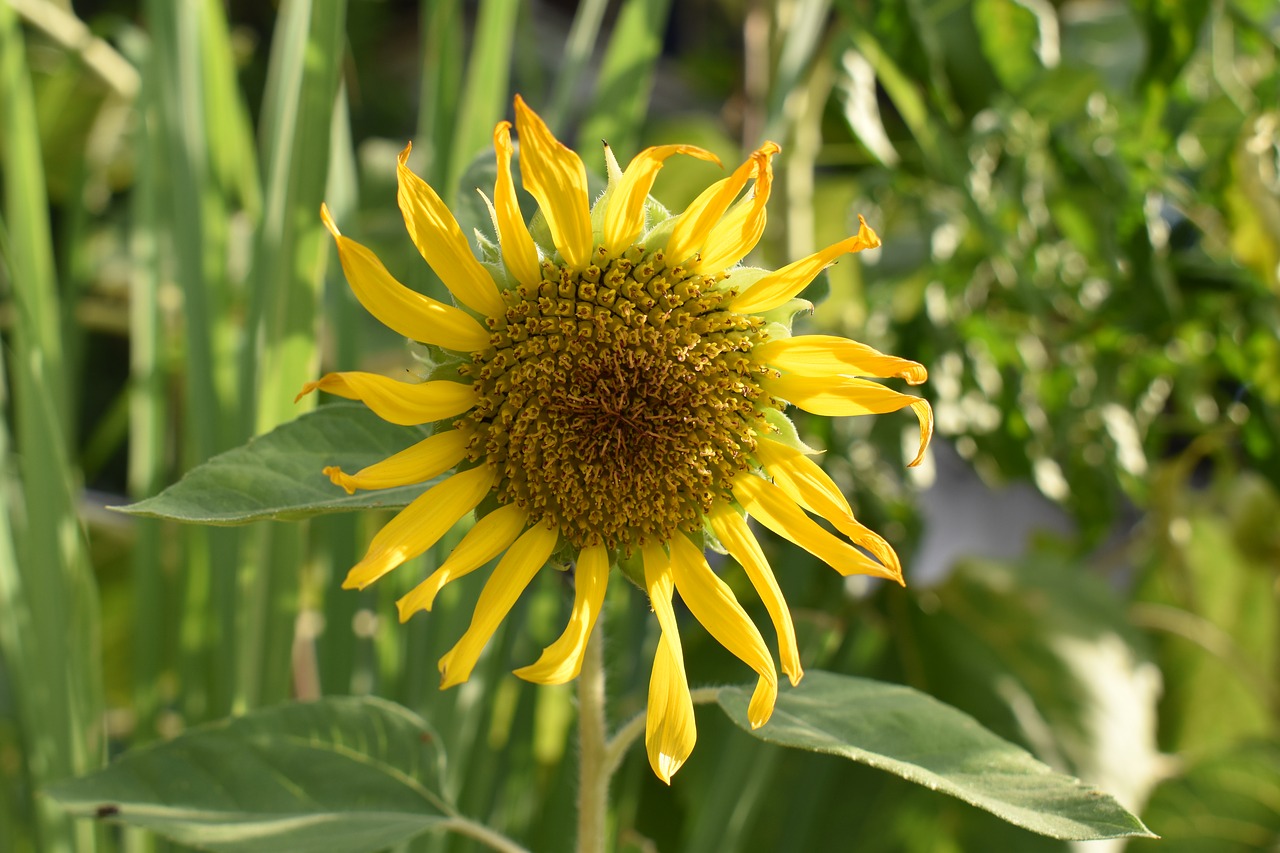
<box><xmin>301</xmin><ymin>96</ymin><xmax>932</xmax><ymax>783</ymax></box>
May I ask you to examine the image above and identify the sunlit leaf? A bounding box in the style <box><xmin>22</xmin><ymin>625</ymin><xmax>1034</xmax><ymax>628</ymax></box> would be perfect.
<box><xmin>119</xmin><ymin>404</ymin><xmax>435</xmax><ymax>524</ymax></box>
<box><xmin>718</xmin><ymin>671</ymin><xmax>1153</xmax><ymax>841</ymax></box>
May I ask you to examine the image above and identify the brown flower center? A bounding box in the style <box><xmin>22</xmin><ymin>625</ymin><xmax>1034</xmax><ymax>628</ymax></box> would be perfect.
<box><xmin>462</xmin><ymin>245</ymin><xmax>770</xmax><ymax>549</ymax></box>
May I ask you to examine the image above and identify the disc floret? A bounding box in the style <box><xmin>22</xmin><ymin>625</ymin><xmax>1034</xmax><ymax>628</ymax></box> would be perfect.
<box><xmin>463</xmin><ymin>244</ymin><xmax>770</xmax><ymax>550</ymax></box>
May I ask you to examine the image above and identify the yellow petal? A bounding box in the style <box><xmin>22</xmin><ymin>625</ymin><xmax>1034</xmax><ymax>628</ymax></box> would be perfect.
<box><xmin>395</xmin><ymin>144</ymin><xmax>505</xmax><ymax>318</ymax></box>
<box><xmin>341</xmin><ymin>465</ymin><xmax>495</xmax><ymax>590</ymax></box>
<box><xmin>707</xmin><ymin>504</ymin><xmax>802</xmax><ymax>686</ymax></box>
<box><xmin>668</xmin><ymin>535</ymin><xmax>776</xmax><ymax>728</ymax></box>
<box><xmin>513</xmin><ymin>543</ymin><xmax>610</xmax><ymax>684</ymax></box>
<box><xmin>690</xmin><ymin>143</ymin><xmax>779</xmax><ymax>275</ymax></box>
<box><xmin>296</xmin><ymin>372</ymin><xmax>477</xmax><ymax>426</ymax></box>
<box><xmin>396</xmin><ymin>504</ymin><xmax>529</xmax><ymax>620</ymax></box>
<box><xmin>731</xmin><ymin>474</ymin><xmax>902</xmax><ymax>584</ymax></box>
<box><xmin>643</xmin><ymin>542</ymin><xmax>695</xmax><ymax>784</ymax></box>
<box><xmin>753</xmin><ymin>436</ymin><xmax>901</xmax><ymax>577</ymax></box>
<box><xmin>664</xmin><ymin>143</ymin><xmax>775</xmax><ymax>267</ymax></box>
<box><xmin>323</xmin><ymin>426</ymin><xmax>471</xmax><ymax>495</ymax></box>
<box><xmin>603</xmin><ymin>144</ymin><xmax>720</xmax><ymax>257</ymax></box>
<box><xmin>763</xmin><ymin>373</ymin><xmax>933</xmax><ymax>466</ymax></box>
<box><xmin>513</xmin><ymin>95</ymin><xmax>592</xmax><ymax>270</ymax></box>
<box><xmin>728</xmin><ymin>216</ymin><xmax>881</xmax><ymax>314</ymax></box>
<box><xmin>437</xmin><ymin>522</ymin><xmax>559</xmax><ymax>689</ymax></box>
<box><xmin>492</xmin><ymin>121</ymin><xmax>541</xmax><ymax>286</ymax></box>
<box><xmin>752</xmin><ymin>334</ymin><xmax>927</xmax><ymax>385</ymax></box>
<box><xmin>320</xmin><ymin>204</ymin><xmax>491</xmax><ymax>352</ymax></box>
<box><xmin>647</xmin><ymin>634</ymin><xmax>696</xmax><ymax>785</ymax></box>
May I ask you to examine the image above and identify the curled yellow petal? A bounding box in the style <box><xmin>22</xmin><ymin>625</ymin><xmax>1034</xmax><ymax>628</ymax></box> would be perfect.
<box><xmin>296</xmin><ymin>372</ymin><xmax>478</xmax><ymax>426</ymax></box>
<box><xmin>396</xmin><ymin>504</ymin><xmax>529</xmax><ymax>620</ymax></box>
<box><xmin>396</xmin><ymin>144</ymin><xmax>505</xmax><ymax>318</ymax></box>
<box><xmin>732</xmin><ymin>474</ymin><xmax>903</xmax><ymax>584</ymax></box>
<box><xmin>643</xmin><ymin>542</ymin><xmax>695</xmax><ymax>784</ymax></box>
<box><xmin>323</xmin><ymin>427</ymin><xmax>471</xmax><ymax>495</ymax></box>
<box><xmin>513</xmin><ymin>543</ymin><xmax>610</xmax><ymax>684</ymax></box>
<box><xmin>513</xmin><ymin>95</ymin><xmax>592</xmax><ymax>270</ymax></box>
<box><xmin>708</xmin><ymin>504</ymin><xmax>802</xmax><ymax>686</ymax></box>
<box><xmin>341</xmin><ymin>465</ymin><xmax>495</xmax><ymax>591</ymax></box>
<box><xmin>753</xmin><ymin>436</ymin><xmax>901</xmax><ymax>577</ymax></box>
<box><xmin>728</xmin><ymin>216</ymin><xmax>881</xmax><ymax>314</ymax></box>
<box><xmin>763</xmin><ymin>373</ymin><xmax>932</xmax><ymax>466</ymax></box>
<box><xmin>603</xmin><ymin>144</ymin><xmax>720</xmax><ymax>257</ymax></box>
<box><xmin>664</xmin><ymin>143</ymin><xmax>774</xmax><ymax>267</ymax></box>
<box><xmin>668</xmin><ymin>535</ymin><xmax>776</xmax><ymax>728</ymax></box>
<box><xmin>438</xmin><ymin>522</ymin><xmax>559</xmax><ymax>689</ymax></box>
<box><xmin>320</xmin><ymin>204</ymin><xmax>491</xmax><ymax>352</ymax></box>
<box><xmin>690</xmin><ymin>143</ymin><xmax>779</xmax><ymax>275</ymax></box>
<box><xmin>492</xmin><ymin>121</ymin><xmax>541</xmax><ymax>286</ymax></box>
<box><xmin>752</xmin><ymin>334</ymin><xmax>927</xmax><ymax>385</ymax></box>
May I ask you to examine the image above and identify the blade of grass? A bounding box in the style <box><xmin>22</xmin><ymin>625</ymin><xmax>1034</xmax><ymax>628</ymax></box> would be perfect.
<box><xmin>0</xmin><ymin>5</ymin><xmax>104</xmax><ymax>851</ymax></box>
<box><xmin>125</xmin><ymin>43</ymin><xmax>168</xmax><ymax>746</ymax></box>
<box><xmin>417</xmin><ymin>0</ymin><xmax>465</xmax><ymax>189</ymax></box>
<box><xmin>238</xmin><ymin>0</ymin><xmax>349</xmax><ymax>710</ymax></box>
<box><xmin>143</xmin><ymin>0</ymin><xmax>243</xmax><ymax>723</ymax></box>
<box><xmin>544</xmin><ymin>0</ymin><xmax>610</xmax><ymax>130</ymax></box>
<box><xmin>446</xmin><ymin>0</ymin><xmax>519</xmax><ymax>196</ymax></box>
<box><xmin>575</xmin><ymin>0</ymin><xmax>675</xmax><ymax>158</ymax></box>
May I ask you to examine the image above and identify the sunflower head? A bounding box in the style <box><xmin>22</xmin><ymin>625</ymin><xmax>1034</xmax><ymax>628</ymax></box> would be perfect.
<box><xmin>303</xmin><ymin>95</ymin><xmax>931</xmax><ymax>783</ymax></box>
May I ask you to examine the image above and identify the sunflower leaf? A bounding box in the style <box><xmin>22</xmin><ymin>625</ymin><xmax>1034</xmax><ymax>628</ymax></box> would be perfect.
<box><xmin>717</xmin><ymin>670</ymin><xmax>1154</xmax><ymax>841</ymax></box>
<box><xmin>47</xmin><ymin>697</ymin><xmax>456</xmax><ymax>853</ymax></box>
<box><xmin>117</xmin><ymin>403</ymin><xmax>436</xmax><ymax>524</ymax></box>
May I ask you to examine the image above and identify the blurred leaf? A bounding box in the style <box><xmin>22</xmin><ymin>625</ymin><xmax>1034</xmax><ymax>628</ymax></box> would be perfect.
<box><xmin>1138</xmin><ymin>473</ymin><xmax>1279</xmax><ymax>754</ymax></box>
<box><xmin>902</xmin><ymin>557</ymin><xmax>1164</xmax><ymax>816</ymax></box>
<box><xmin>49</xmin><ymin>697</ymin><xmax>454</xmax><ymax>853</ymax></box>
<box><xmin>972</xmin><ymin>0</ymin><xmax>1041</xmax><ymax>93</ymax></box>
<box><xmin>120</xmin><ymin>404</ymin><xmax>436</xmax><ymax>524</ymax></box>
<box><xmin>1140</xmin><ymin>739</ymin><xmax>1280</xmax><ymax>852</ymax></box>
<box><xmin>718</xmin><ymin>671</ymin><xmax>1154</xmax><ymax>840</ymax></box>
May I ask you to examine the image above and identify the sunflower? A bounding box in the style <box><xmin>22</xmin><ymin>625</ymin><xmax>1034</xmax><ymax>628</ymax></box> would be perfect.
<box><xmin>300</xmin><ymin>96</ymin><xmax>931</xmax><ymax>783</ymax></box>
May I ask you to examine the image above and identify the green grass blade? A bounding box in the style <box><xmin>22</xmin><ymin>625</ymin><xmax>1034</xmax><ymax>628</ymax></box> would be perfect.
<box><xmin>417</xmin><ymin>0</ymin><xmax>465</xmax><ymax>189</ymax></box>
<box><xmin>238</xmin><ymin>0</ymin><xmax>349</xmax><ymax>710</ymax></box>
<box><xmin>446</xmin><ymin>0</ymin><xmax>519</xmax><ymax>195</ymax></box>
<box><xmin>142</xmin><ymin>0</ymin><xmax>245</xmax><ymax>723</ymax></box>
<box><xmin>125</xmin><ymin>48</ymin><xmax>169</xmax><ymax>745</ymax></box>
<box><xmin>544</xmin><ymin>0</ymin><xmax>610</xmax><ymax>129</ymax></box>
<box><xmin>0</xmin><ymin>5</ymin><xmax>104</xmax><ymax>851</ymax></box>
<box><xmin>576</xmin><ymin>0</ymin><xmax>675</xmax><ymax>158</ymax></box>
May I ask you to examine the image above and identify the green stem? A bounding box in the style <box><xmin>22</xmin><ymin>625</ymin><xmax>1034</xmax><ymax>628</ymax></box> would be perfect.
<box><xmin>440</xmin><ymin>816</ymin><xmax>531</xmax><ymax>853</ymax></box>
<box><xmin>577</xmin><ymin>620</ymin><xmax>608</xmax><ymax>853</ymax></box>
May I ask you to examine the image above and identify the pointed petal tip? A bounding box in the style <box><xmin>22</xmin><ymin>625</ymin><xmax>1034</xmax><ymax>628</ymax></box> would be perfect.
<box><xmin>397</xmin><ymin>140</ymin><xmax>412</xmax><ymax>165</ymax></box>
<box><xmin>294</xmin><ymin>380</ymin><xmax>320</xmax><ymax>403</ymax></box>
<box><xmin>320</xmin><ymin>203</ymin><xmax>339</xmax><ymax>237</ymax></box>
<box><xmin>906</xmin><ymin>398</ymin><xmax>934</xmax><ymax>468</ymax></box>
<box><xmin>321</xmin><ymin>466</ymin><xmax>358</xmax><ymax>496</ymax></box>
<box><xmin>855</xmin><ymin>215</ymin><xmax>881</xmax><ymax>249</ymax></box>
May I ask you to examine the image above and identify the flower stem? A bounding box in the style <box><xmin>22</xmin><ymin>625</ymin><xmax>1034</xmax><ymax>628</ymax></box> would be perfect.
<box><xmin>576</xmin><ymin>619</ymin><xmax>608</xmax><ymax>853</ymax></box>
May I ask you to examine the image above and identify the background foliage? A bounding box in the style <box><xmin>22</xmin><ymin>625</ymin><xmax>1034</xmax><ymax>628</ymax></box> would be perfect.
<box><xmin>0</xmin><ymin>0</ymin><xmax>1276</xmax><ymax>851</ymax></box>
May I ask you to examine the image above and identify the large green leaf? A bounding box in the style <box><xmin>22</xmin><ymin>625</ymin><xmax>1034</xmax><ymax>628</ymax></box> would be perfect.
<box><xmin>119</xmin><ymin>404</ymin><xmax>435</xmax><ymax>524</ymax></box>
<box><xmin>717</xmin><ymin>671</ymin><xmax>1153</xmax><ymax>841</ymax></box>
<box><xmin>48</xmin><ymin>697</ymin><xmax>454</xmax><ymax>853</ymax></box>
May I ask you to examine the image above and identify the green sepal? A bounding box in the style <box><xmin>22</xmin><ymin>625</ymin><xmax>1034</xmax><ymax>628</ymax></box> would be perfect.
<box><xmin>761</xmin><ymin>407</ymin><xmax>820</xmax><ymax>455</ymax></box>
<box><xmin>758</xmin><ymin>296</ymin><xmax>814</xmax><ymax>330</ymax></box>
<box><xmin>407</xmin><ymin>342</ymin><xmax>471</xmax><ymax>381</ymax></box>
<box><xmin>615</xmin><ymin>547</ymin><xmax>646</xmax><ymax>590</ymax></box>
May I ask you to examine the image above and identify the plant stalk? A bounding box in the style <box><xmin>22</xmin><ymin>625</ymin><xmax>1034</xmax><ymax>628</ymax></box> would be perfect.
<box><xmin>576</xmin><ymin>619</ymin><xmax>608</xmax><ymax>853</ymax></box>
